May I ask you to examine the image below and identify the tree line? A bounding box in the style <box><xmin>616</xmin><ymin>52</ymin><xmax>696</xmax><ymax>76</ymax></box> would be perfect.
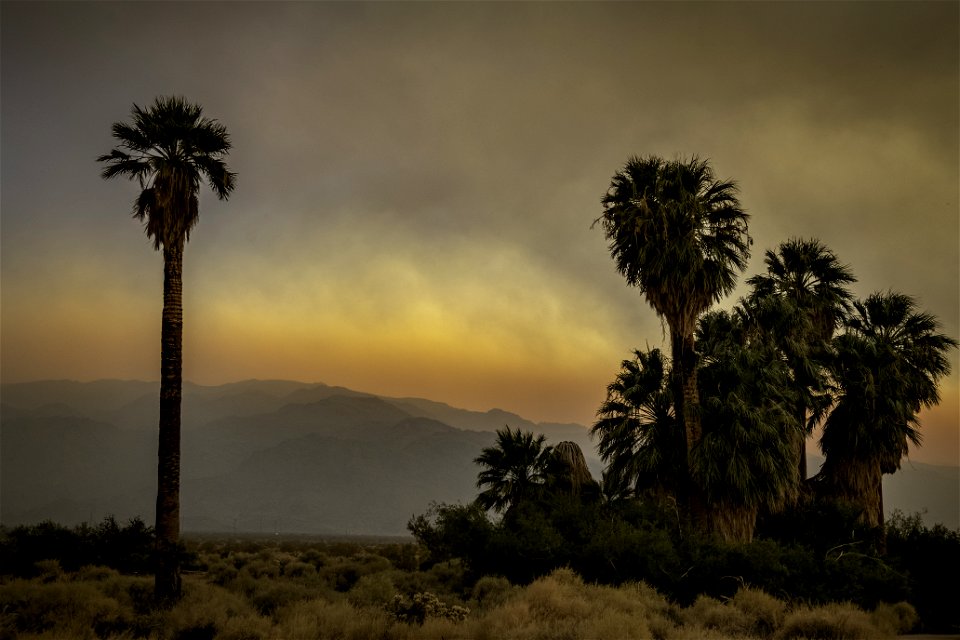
<box><xmin>469</xmin><ymin>155</ymin><xmax>954</xmax><ymax>545</ymax></box>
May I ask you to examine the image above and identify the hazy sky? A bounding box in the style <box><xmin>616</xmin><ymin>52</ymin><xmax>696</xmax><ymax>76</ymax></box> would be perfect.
<box><xmin>2</xmin><ymin>2</ymin><xmax>957</xmax><ymax>464</ymax></box>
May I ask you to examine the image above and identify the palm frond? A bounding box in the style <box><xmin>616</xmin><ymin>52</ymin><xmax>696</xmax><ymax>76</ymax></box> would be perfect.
<box><xmin>98</xmin><ymin>96</ymin><xmax>235</xmax><ymax>251</ymax></box>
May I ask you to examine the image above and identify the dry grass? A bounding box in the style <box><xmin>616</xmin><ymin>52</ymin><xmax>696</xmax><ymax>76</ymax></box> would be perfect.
<box><xmin>0</xmin><ymin>561</ymin><xmax>915</xmax><ymax>640</ymax></box>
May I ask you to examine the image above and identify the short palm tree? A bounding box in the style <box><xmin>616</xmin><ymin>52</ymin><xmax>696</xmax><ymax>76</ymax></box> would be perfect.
<box><xmin>820</xmin><ymin>292</ymin><xmax>956</xmax><ymax>528</ymax></box>
<box><xmin>746</xmin><ymin>239</ymin><xmax>855</xmax><ymax>482</ymax></box>
<box><xmin>474</xmin><ymin>427</ymin><xmax>552</xmax><ymax>516</ymax></box>
<box><xmin>98</xmin><ymin>96</ymin><xmax>236</xmax><ymax>604</ymax></box>
<box><xmin>592</xmin><ymin>348</ymin><xmax>679</xmax><ymax>499</ymax></box>
<box><xmin>596</xmin><ymin>155</ymin><xmax>751</xmax><ymax>522</ymax></box>
<box><xmin>694</xmin><ymin>310</ymin><xmax>799</xmax><ymax>542</ymax></box>
<box><xmin>545</xmin><ymin>441</ymin><xmax>599</xmax><ymax>498</ymax></box>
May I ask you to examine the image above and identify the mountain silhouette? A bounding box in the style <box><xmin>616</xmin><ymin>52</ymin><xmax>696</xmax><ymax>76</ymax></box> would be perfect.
<box><xmin>1</xmin><ymin>379</ymin><xmax>955</xmax><ymax>534</ymax></box>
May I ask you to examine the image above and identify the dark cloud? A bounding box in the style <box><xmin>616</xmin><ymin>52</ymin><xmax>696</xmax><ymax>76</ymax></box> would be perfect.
<box><xmin>2</xmin><ymin>1</ymin><xmax>956</xmax><ymax>433</ymax></box>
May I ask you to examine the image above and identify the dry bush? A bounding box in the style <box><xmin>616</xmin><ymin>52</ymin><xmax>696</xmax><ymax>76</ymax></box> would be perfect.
<box><xmin>776</xmin><ymin>602</ymin><xmax>892</xmax><ymax>640</ymax></box>
<box><xmin>732</xmin><ymin>587</ymin><xmax>786</xmax><ymax>639</ymax></box>
<box><xmin>282</xmin><ymin>560</ymin><xmax>317</xmax><ymax>579</ymax></box>
<box><xmin>683</xmin><ymin>594</ymin><xmax>750</xmax><ymax>635</ymax></box>
<box><xmin>248</xmin><ymin>580</ymin><xmax>318</xmax><ymax>618</ymax></box>
<box><xmin>75</xmin><ymin>565</ymin><xmax>121</xmax><ymax>582</ymax></box>
<box><xmin>870</xmin><ymin>601</ymin><xmax>917</xmax><ymax>635</ymax></box>
<box><xmin>472</xmin><ymin>568</ymin><xmax>659</xmax><ymax>640</ymax></box>
<box><xmin>161</xmin><ymin>578</ymin><xmax>271</xmax><ymax>640</ymax></box>
<box><xmin>470</xmin><ymin>575</ymin><xmax>515</xmax><ymax>610</ymax></box>
<box><xmin>206</xmin><ymin>558</ymin><xmax>240</xmax><ymax>585</ymax></box>
<box><xmin>32</xmin><ymin>560</ymin><xmax>64</xmax><ymax>583</ymax></box>
<box><xmin>0</xmin><ymin>577</ymin><xmax>131</xmax><ymax>640</ymax></box>
<box><xmin>348</xmin><ymin>572</ymin><xmax>396</xmax><ymax>607</ymax></box>
<box><xmin>272</xmin><ymin>599</ymin><xmax>391</xmax><ymax>640</ymax></box>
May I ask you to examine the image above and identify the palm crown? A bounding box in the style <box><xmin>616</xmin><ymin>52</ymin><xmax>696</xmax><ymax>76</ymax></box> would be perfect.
<box><xmin>591</xmin><ymin>348</ymin><xmax>678</xmax><ymax>496</ymax></box>
<box><xmin>474</xmin><ymin>427</ymin><xmax>551</xmax><ymax>514</ymax></box>
<box><xmin>98</xmin><ymin>96</ymin><xmax>236</xmax><ymax>251</ymax></box>
<box><xmin>597</xmin><ymin>155</ymin><xmax>750</xmax><ymax>335</ymax></box>
<box><xmin>823</xmin><ymin>292</ymin><xmax>956</xmax><ymax>474</ymax></box>
<box><xmin>748</xmin><ymin>238</ymin><xmax>856</xmax><ymax>341</ymax></box>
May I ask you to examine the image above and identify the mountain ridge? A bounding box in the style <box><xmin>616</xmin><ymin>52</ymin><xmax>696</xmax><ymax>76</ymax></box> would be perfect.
<box><xmin>1</xmin><ymin>379</ymin><xmax>956</xmax><ymax>534</ymax></box>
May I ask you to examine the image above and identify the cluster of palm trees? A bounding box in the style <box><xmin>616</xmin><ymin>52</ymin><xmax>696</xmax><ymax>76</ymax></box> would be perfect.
<box><xmin>590</xmin><ymin>155</ymin><xmax>956</xmax><ymax>542</ymax></box>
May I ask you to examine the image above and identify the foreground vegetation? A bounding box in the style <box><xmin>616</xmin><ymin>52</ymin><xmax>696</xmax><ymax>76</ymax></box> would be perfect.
<box><xmin>0</xmin><ymin>520</ymin><xmax>928</xmax><ymax>640</ymax></box>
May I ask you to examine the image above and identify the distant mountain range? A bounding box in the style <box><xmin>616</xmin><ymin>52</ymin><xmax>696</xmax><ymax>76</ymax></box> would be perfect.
<box><xmin>2</xmin><ymin>379</ymin><xmax>957</xmax><ymax>535</ymax></box>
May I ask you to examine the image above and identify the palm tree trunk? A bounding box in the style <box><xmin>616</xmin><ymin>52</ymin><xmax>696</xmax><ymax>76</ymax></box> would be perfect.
<box><xmin>155</xmin><ymin>243</ymin><xmax>183</xmax><ymax>605</ymax></box>
<box><xmin>671</xmin><ymin>329</ymin><xmax>705</xmax><ymax>529</ymax></box>
<box><xmin>709</xmin><ymin>501</ymin><xmax>757</xmax><ymax>543</ymax></box>
<box><xmin>823</xmin><ymin>454</ymin><xmax>883</xmax><ymax>529</ymax></box>
<box><xmin>796</xmin><ymin>402</ymin><xmax>808</xmax><ymax>482</ymax></box>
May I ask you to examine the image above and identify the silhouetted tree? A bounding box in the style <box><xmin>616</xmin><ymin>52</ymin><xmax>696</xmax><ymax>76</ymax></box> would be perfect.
<box><xmin>545</xmin><ymin>441</ymin><xmax>600</xmax><ymax>499</ymax></box>
<box><xmin>695</xmin><ymin>310</ymin><xmax>798</xmax><ymax>542</ymax></box>
<box><xmin>819</xmin><ymin>292</ymin><xmax>956</xmax><ymax>529</ymax></box>
<box><xmin>595</xmin><ymin>155</ymin><xmax>750</xmax><ymax>526</ymax></box>
<box><xmin>474</xmin><ymin>427</ymin><xmax>552</xmax><ymax>517</ymax></box>
<box><xmin>746</xmin><ymin>238</ymin><xmax>855</xmax><ymax>483</ymax></box>
<box><xmin>98</xmin><ymin>96</ymin><xmax>236</xmax><ymax>604</ymax></box>
<box><xmin>592</xmin><ymin>348</ymin><xmax>679</xmax><ymax>500</ymax></box>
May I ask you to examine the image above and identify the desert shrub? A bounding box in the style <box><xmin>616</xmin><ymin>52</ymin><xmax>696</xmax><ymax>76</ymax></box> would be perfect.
<box><xmin>161</xmin><ymin>579</ymin><xmax>270</xmax><ymax>640</ymax></box>
<box><xmin>348</xmin><ymin>572</ymin><xmax>397</xmax><ymax>607</ymax></box>
<box><xmin>470</xmin><ymin>575</ymin><xmax>515</xmax><ymax>610</ymax></box>
<box><xmin>298</xmin><ymin>548</ymin><xmax>330</xmax><ymax>569</ymax></box>
<box><xmin>871</xmin><ymin>601</ymin><xmax>917</xmax><ymax>635</ymax></box>
<box><xmin>776</xmin><ymin>602</ymin><xmax>891</xmax><ymax>640</ymax></box>
<box><xmin>321</xmin><ymin>552</ymin><xmax>393</xmax><ymax>592</ymax></box>
<box><xmin>238</xmin><ymin>557</ymin><xmax>280</xmax><ymax>580</ymax></box>
<box><xmin>0</xmin><ymin>577</ymin><xmax>131</xmax><ymax>639</ymax></box>
<box><xmin>683</xmin><ymin>594</ymin><xmax>749</xmax><ymax>635</ymax></box>
<box><xmin>473</xmin><ymin>569</ymin><xmax>664</xmax><ymax>640</ymax></box>
<box><xmin>248</xmin><ymin>580</ymin><xmax>317</xmax><ymax>617</ymax></box>
<box><xmin>732</xmin><ymin>587</ymin><xmax>786</xmax><ymax>638</ymax></box>
<box><xmin>33</xmin><ymin>559</ymin><xmax>64</xmax><ymax>583</ymax></box>
<box><xmin>389</xmin><ymin>591</ymin><xmax>470</xmax><ymax>625</ymax></box>
<box><xmin>207</xmin><ymin>558</ymin><xmax>240</xmax><ymax>585</ymax></box>
<box><xmin>76</xmin><ymin>564</ymin><xmax>121</xmax><ymax>582</ymax></box>
<box><xmin>272</xmin><ymin>599</ymin><xmax>391</xmax><ymax>640</ymax></box>
<box><xmin>282</xmin><ymin>560</ymin><xmax>316</xmax><ymax>579</ymax></box>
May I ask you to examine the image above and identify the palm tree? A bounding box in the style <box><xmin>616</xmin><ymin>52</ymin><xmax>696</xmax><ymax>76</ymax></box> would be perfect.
<box><xmin>98</xmin><ymin>96</ymin><xmax>236</xmax><ymax>604</ymax></box>
<box><xmin>819</xmin><ymin>292</ymin><xmax>956</xmax><ymax>529</ymax></box>
<box><xmin>746</xmin><ymin>239</ymin><xmax>856</xmax><ymax>482</ymax></box>
<box><xmin>475</xmin><ymin>427</ymin><xmax>552</xmax><ymax>516</ymax></box>
<box><xmin>595</xmin><ymin>155</ymin><xmax>751</xmax><ymax>522</ymax></box>
<box><xmin>592</xmin><ymin>348</ymin><xmax>679</xmax><ymax>499</ymax></box>
<box><xmin>545</xmin><ymin>441</ymin><xmax>600</xmax><ymax>499</ymax></box>
<box><xmin>694</xmin><ymin>310</ymin><xmax>798</xmax><ymax>542</ymax></box>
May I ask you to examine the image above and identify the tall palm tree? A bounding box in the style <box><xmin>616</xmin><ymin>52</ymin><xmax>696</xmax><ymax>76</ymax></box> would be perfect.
<box><xmin>475</xmin><ymin>427</ymin><xmax>552</xmax><ymax>516</ymax></box>
<box><xmin>592</xmin><ymin>348</ymin><xmax>679</xmax><ymax>499</ymax></box>
<box><xmin>98</xmin><ymin>96</ymin><xmax>236</xmax><ymax>604</ymax></box>
<box><xmin>596</xmin><ymin>155</ymin><xmax>751</xmax><ymax>522</ymax></box>
<box><xmin>820</xmin><ymin>292</ymin><xmax>956</xmax><ymax>529</ymax></box>
<box><xmin>746</xmin><ymin>239</ymin><xmax>855</xmax><ymax>482</ymax></box>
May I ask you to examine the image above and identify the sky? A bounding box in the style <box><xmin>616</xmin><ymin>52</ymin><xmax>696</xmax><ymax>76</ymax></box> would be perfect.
<box><xmin>2</xmin><ymin>1</ymin><xmax>958</xmax><ymax>465</ymax></box>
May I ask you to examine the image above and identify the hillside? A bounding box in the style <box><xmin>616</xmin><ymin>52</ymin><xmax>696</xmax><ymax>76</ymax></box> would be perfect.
<box><xmin>1</xmin><ymin>379</ymin><xmax>956</xmax><ymax>534</ymax></box>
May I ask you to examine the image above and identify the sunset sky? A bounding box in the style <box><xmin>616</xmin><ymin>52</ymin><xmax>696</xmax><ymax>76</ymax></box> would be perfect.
<box><xmin>2</xmin><ymin>2</ymin><xmax>957</xmax><ymax>465</ymax></box>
